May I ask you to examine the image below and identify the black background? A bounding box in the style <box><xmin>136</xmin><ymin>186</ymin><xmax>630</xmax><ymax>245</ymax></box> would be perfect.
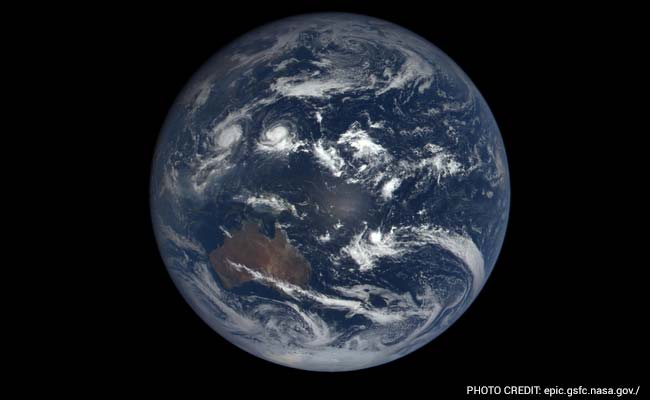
<box><xmin>48</xmin><ymin>1</ymin><xmax>646</xmax><ymax>395</ymax></box>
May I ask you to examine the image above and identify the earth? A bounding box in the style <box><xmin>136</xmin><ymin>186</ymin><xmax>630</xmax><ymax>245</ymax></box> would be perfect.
<box><xmin>150</xmin><ymin>13</ymin><xmax>510</xmax><ymax>372</ymax></box>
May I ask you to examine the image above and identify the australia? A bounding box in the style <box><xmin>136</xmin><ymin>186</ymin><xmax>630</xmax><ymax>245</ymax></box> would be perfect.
<box><xmin>209</xmin><ymin>222</ymin><xmax>311</xmax><ymax>289</ymax></box>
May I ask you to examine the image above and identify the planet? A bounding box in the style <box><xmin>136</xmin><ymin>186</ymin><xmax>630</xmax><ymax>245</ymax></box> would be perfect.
<box><xmin>150</xmin><ymin>13</ymin><xmax>510</xmax><ymax>371</ymax></box>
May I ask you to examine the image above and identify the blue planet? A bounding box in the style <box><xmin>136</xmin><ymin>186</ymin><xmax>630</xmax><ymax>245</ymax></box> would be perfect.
<box><xmin>150</xmin><ymin>13</ymin><xmax>510</xmax><ymax>371</ymax></box>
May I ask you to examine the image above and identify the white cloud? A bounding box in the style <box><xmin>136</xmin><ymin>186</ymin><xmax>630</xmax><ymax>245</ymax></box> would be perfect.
<box><xmin>376</xmin><ymin>50</ymin><xmax>434</xmax><ymax>95</ymax></box>
<box><xmin>341</xmin><ymin>226</ymin><xmax>403</xmax><ymax>272</ymax></box>
<box><xmin>337</xmin><ymin>124</ymin><xmax>387</xmax><ymax>161</ymax></box>
<box><xmin>313</xmin><ymin>139</ymin><xmax>345</xmax><ymax>177</ymax></box>
<box><xmin>380</xmin><ymin>177</ymin><xmax>401</xmax><ymax>200</ymax></box>
<box><xmin>256</xmin><ymin>124</ymin><xmax>305</xmax><ymax>155</ymax></box>
<box><xmin>340</xmin><ymin>224</ymin><xmax>485</xmax><ymax>294</ymax></box>
<box><xmin>234</xmin><ymin>193</ymin><xmax>299</xmax><ymax>218</ymax></box>
<box><xmin>271</xmin><ymin>76</ymin><xmax>353</xmax><ymax>98</ymax></box>
<box><xmin>317</xmin><ymin>231</ymin><xmax>331</xmax><ymax>243</ymax></box>
<box><xmin>158</xmin><ymin>223</ymin><xmax>203</xmax><ymax>254</ymax></box>
<box><xmin>215</xmin><ymin>124</ymin><xmax>242</xmax><ymax>148</ymax></box>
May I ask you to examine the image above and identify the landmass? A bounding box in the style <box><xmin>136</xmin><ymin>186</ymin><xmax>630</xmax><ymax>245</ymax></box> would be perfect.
<box><xmin>209</xmin><ymin>222</ymin><xmax>311</xmax><ymax>289</ymax></box>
